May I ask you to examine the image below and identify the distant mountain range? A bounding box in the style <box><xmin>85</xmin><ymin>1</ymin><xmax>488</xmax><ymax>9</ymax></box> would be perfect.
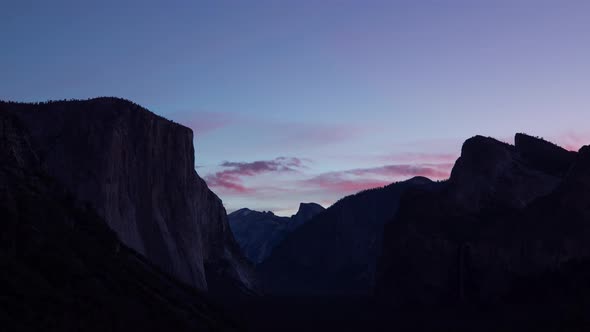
<box><xmin>228</xmin><ymin>203</ymin><xmax>324</xmax><ymax>264</ymax></box>
<box><xmin>259</xmin><ymin>176</ymin><xmax>439</xmax><ymax>295</ymax></box>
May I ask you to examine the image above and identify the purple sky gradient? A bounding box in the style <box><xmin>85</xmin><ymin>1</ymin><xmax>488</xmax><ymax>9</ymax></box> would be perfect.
<box><xmin>2</xmin><ymin>1</ymin><xmax>590</xmax><ymax>215</ymax></box>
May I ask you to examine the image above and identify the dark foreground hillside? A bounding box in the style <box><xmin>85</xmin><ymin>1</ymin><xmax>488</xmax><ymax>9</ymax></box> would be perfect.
<box><xmin>228</xmin><ymin>259</ymin><xmax>590</xmax><ymax>332</ymax></box>
<box><xmin>222</xmin><ymin>268</ymin><xmax>590</xmax><ymax>332</ymax></box>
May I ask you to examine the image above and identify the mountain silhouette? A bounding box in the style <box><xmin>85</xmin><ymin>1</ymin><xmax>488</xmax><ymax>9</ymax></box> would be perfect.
<box><xmin>0</xmin><ymin>108</ymin><xmax>236</xmax><ymax>331</ymax></box>
<box><xmin>229</xmin><ymin>203</ymin><xmax>324</xmax><ymax>264</ymax></box>
<box><xmin>375</xmin><ymin>134</ymin><xmax>590</xmax><ymax>329</ymax></box>
<box><xmin>259</xmin><ymin>176</ymin><xmax>438</xmax><ymax>295</ymax></box>
<box><xmin>0</xmin><ymin>98</ymin><xmax>255</xmax><ymax>295</ymax></box>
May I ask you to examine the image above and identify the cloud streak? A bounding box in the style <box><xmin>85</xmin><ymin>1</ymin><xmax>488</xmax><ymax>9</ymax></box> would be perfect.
<box><xmin>204</xmin><ymin>157</ymin><xmax>306</xmax><ymax>193</ymax></box>
<box><xmin>347</xmin><ymin>163</ymin><xmax>453</xmax><ymax>178</ymax></box>
<box><xmin>204</xmin><ymin>155</ymin><xmax>455</xmax><ymax>215</ymax></box>
<box><xmin>554</xmin><ymin>132</ymin><xmax>590</xmax><ymax>151</ymax></box>
<box><xmin>303</xmin><ymin>163</ymin><xmax>453</xmax><ymax>194</ymax></box>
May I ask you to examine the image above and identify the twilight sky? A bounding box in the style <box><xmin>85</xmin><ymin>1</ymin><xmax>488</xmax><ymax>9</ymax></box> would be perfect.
<box><xmin>2</xmin><ymin>0</ymin><xmax>590</xmax><ymax>215</ymax></box>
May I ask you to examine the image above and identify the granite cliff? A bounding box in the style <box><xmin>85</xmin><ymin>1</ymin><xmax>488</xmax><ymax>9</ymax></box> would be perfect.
<box><xmin>0</xmin><ymin>109</ymin><xmax>236</xmax><ymax>331</ymax></box>
<box><xmin>0</xmin><ymin>98</ymin><xmax>253</xmax><ymax>293</ymax></box>
<box><xmin>377</xmin><ymin>134</ymin><xmax>590</xmax><ymax>306</ymax></box>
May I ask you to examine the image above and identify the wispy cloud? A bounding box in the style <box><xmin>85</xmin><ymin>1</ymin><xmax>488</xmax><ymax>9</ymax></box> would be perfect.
<box><xmin>554</xmin><ymin>132</ymin><xmax>590</xmax><ymax>151</ymax></box>
<box><xmin>204</xmin><ymin>155</ymin><xmax>455</xmax><ymax>215</ymax></box>
<box><xmin>204</xmin><ymin>157</ymin><xmax>306</xmax><ymax>193</ymax></box>
<box><xmin>347</xmin><ymin>163</ymin><xmax>453</xmax><ymax>178</ymax></box>
<box><xmin>303</xmin><ymin>163</ymin><xmax>453</xmax><ymax>194</ymax></box>
<box><xmin>303</xmin><ymin>174</ymin><xmax>392</xmax><ymax>193</ymax></box>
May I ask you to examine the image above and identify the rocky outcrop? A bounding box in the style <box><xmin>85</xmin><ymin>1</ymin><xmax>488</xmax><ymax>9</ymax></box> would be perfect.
<box><xmin>260</xmin><ymin>177</ymin><xmax>439</xmax><ymax>295</ymax></box>
<box><xmin>228</xmin><ymin>203</ymin><xmax>324</xmax><ymax>264</ymax></box>
<box><xmin>0</xmin><ymin>98</ymin><xmax>253</xmax><ymax>292</ymax></box>
<box><xmin>288</xmin><ymin>203</ymin><xmax>325</xmax><ymax>231</ymax></box>
<box><xmin>377</xmin><ymin>133</ymin><xmax>590</xmax><ymax>305</ymax></box>
<box><xmin>448</xmin><ymin>135</ymin><xmax>561</xmax><ymax>211</ymax></box>
<box><xmin>514</xmin><ymin>132</ymin><xmax>576</xmax><ymax>176</ymax></box>
<box><xmin>0</xmin><ymin>110</ymin><xmax>236</xmax><ymax>331</ymax></box>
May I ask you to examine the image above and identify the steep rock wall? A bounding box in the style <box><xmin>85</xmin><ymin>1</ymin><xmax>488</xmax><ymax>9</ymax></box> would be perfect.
<box><xmin>2</xmin><ymin>98</ymin><xmax>252</xmax><ymax>291</ymax></box>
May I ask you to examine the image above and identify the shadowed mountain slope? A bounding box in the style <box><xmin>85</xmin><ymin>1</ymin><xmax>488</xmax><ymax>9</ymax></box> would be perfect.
<box><xmin>377</xmin><ymin>134</ymin><xmax>590</xmax><ymax>306</ymax></box>
<box><xmin>260</xmin><ymin>176</ymin><xmax>439</xmax><ymax>295</ymax></box>
<box><xmin>0</xmin><ymin>98</ymin><xmax>254</xmax><ymax>294</ymax></box>
<box><xmin>229</xmin><ymin>203</ymin><xmax>324</xmax><ymax>264</ymax></box>
<box><xmin>0</xmin><ymin>110</ymin><xmax>237</xmax><ymax>331</ymax></box>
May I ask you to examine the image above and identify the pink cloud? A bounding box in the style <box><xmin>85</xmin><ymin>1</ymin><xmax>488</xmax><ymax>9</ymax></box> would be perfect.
<box><xmin>348</xmin><ymin>163</ymin><xmax>453</xmax><ymax>178</ymax></box>
<box><xmin>554</xmin><ymin>132</ymin><xmax>590</xmax><ymax>151</ymax></box>
<box><xmin>206</xmin><ymin>173</ymin><xmax>250</xmax><ymax>193</ymax></box>
<box><xmin>206</xmin><ymin>157</ymin><xmax>455</xmax><ymax>214</ymax></box>
<box><xmin>304</xmin><ymin>174</ymin><xmax>392</xmax><ymax>193</ymax></box>
<box><xmin>303</xmin><ymin>163</ymin><xmax>453</xmax><ymax>194</ymax></box>
<box><xmin>220</xmin><ymin>157</ymin><xmax>305</xmax><ymax>173</ymax></box>
<box><xmin>204</xmin><ymin>157</ymin><xmax>306</xmax><ymax>193</ymax></box>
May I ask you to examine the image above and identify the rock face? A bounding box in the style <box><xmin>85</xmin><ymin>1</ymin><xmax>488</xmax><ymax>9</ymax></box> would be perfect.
<box><xmin>0</xmin><ymin>109</ymin><xmax>235</xmax><ymax>331</ymax></box>
<box><xmin>288</xmin><ymin>202</ymin><xmax>325</xmax><ymax>231</ymax></box>
<box><xmin>0</xmin><ymin>98</ymin><xmax>253</xmax><ymax>292</ymax></box>
<box><xmin>260</xmin><ymin>177</ymin><xmax>438</xmax><ymax>295</ymax></box>
<box><xmin>377</xmin><ymin>134</ymin><xmax>590</xmax><ymax>305</ymax></box>
<box><xmin>448</xmin><ymin>135</ymin><xmax>563</xmax><ymax>212</ymax></box>
<box><xmin>228</xmin><ymin>203</ymin><xmax>324</xmax><ymax>264</ymax></box>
